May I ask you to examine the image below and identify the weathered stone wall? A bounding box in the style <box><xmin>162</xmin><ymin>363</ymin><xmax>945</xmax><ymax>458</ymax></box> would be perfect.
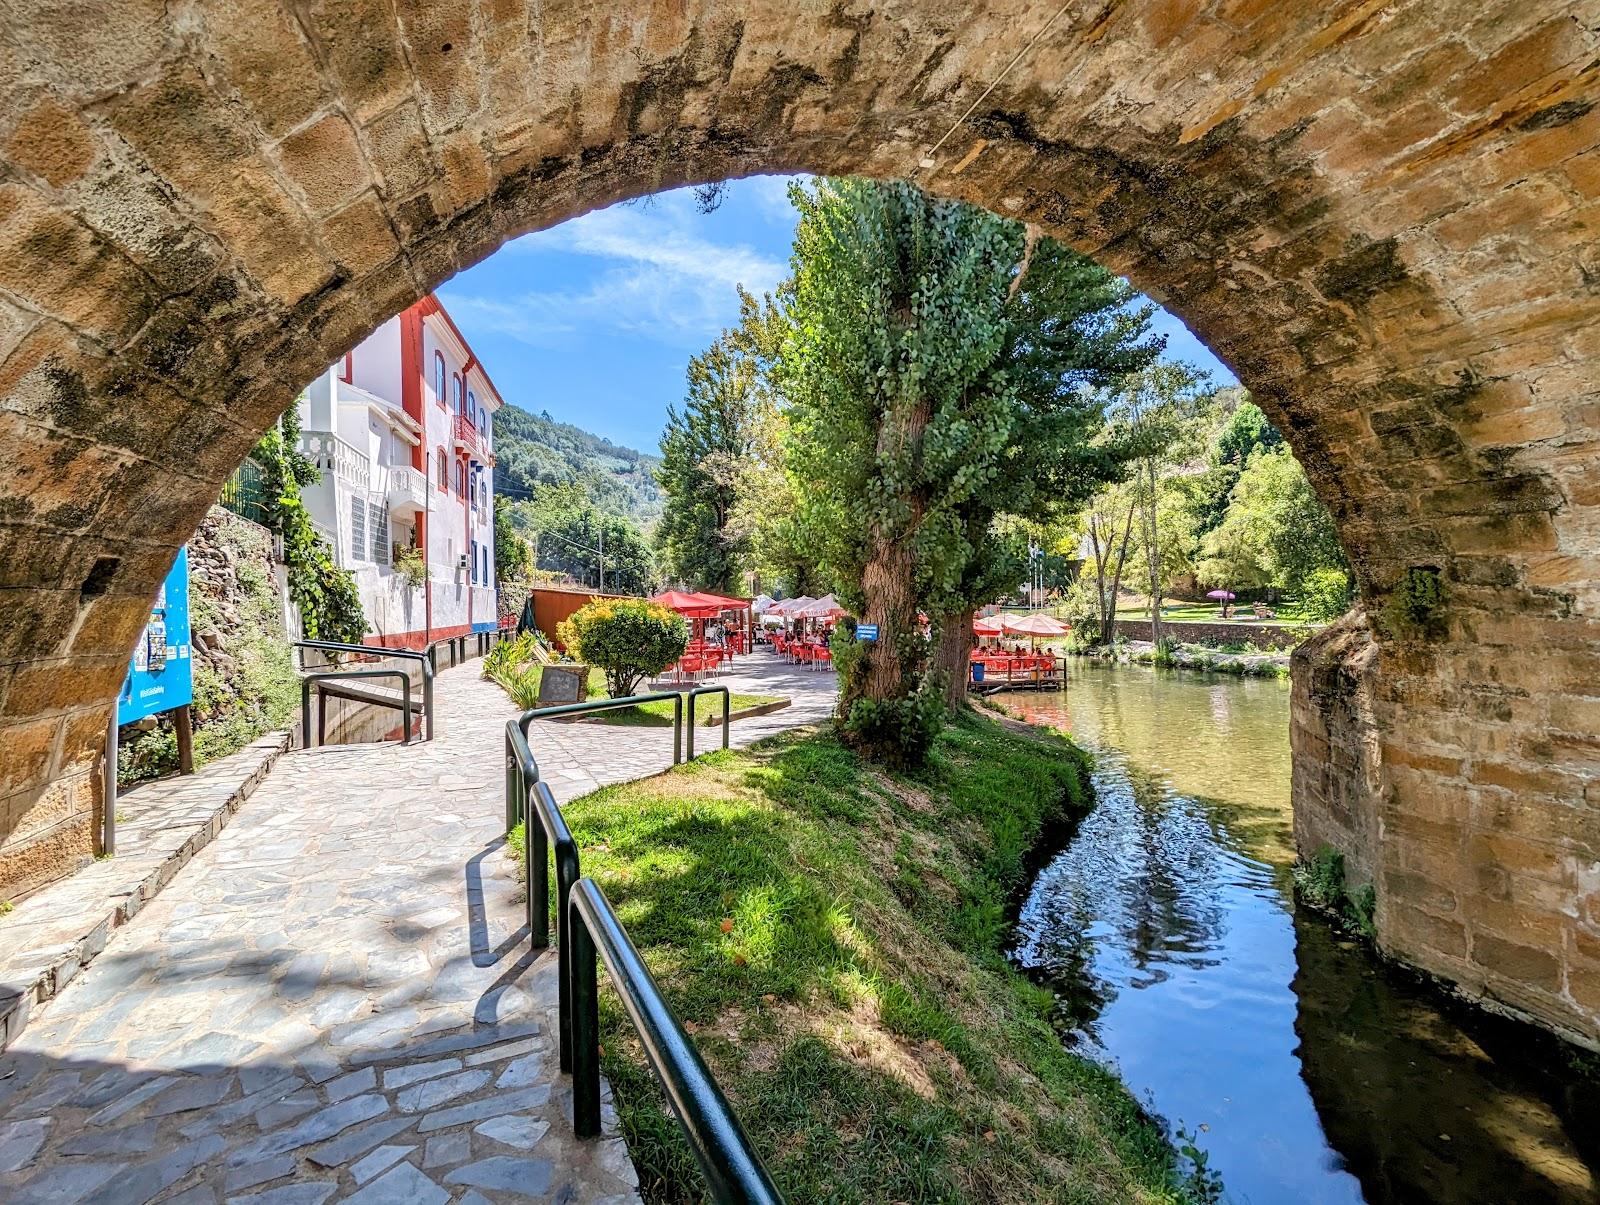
<box><xmin>0</xmin><ymin>2</ymin><xmax>1595</xmax><ymax>1038</ymax></box>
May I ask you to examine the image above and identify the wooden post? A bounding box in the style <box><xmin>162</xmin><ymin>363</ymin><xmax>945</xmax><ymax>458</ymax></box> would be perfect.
<box><xmin>174</xmin><ymin>704</ymin><xmax>195</xmax><ymax>775</ymax></box>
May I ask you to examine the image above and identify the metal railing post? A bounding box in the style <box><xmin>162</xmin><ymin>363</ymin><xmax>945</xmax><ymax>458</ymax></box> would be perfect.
<box><xmin>569</xmin><ymin>878</ymin><xmax>783</xmax><ymax>1201</ymax></box>
<box><xmin>301</xmin><ymin>679</ymin><xmax>313</xmax><ymax>749</ymax></box>
<box><xmin>673</xmin><ymin>694</ymin><xmax>683</xmax><ymax>765</ymax></box>
<box><xmin>570</xmin><ymin>892</ymin><xmax>602</xmax><ymax>1139</ymax></box>
<box><xmin>687</xmin><ymin>686</ymin><xmax>730</xmax><ymax>760</ymax></box>
<box><xmin>422</xmin><ymin>660</ymin><xmax>435</xmax><ymax>742</ymax></box>
<box><xmin>504</xmin><ymin>736</ymin><xmax>519</xmax><ymax>834</ymax></box>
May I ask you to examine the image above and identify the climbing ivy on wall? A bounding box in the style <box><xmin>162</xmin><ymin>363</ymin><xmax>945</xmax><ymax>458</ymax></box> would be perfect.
<box><xmin>253</xmin><ymin>404</ymin><xmax>367</xmax><ymax>644</ymax></box>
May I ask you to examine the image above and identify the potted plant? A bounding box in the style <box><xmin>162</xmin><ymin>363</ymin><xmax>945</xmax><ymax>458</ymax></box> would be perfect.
<box><xmin>393</xmin><ymin>545</ymin><xmax>428</xmax><ymax>589</ymax></box>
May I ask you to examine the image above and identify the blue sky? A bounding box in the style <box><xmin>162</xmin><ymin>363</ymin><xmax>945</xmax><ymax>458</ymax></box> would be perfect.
<box><xmin>440</xmin><ymin>176</ymin><xmax>1237</xmax><ymax>454</ymax></box>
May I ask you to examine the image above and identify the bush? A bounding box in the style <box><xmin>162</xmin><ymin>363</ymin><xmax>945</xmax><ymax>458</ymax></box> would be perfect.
<box><xmin>1300</xmin><ymin>567</ymin><xmax>1352</xmax><ymax>624</ymax></box>
<box><xmin>556</xmin><ymin>599</ymin><xmax>687</xmax><ymax>698</ymax></box>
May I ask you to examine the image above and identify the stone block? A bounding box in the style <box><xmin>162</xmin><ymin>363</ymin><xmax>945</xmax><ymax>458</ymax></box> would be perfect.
<box><xmin>195</xmin><ymin>0</ymin><xmax>329</xmax><ymax>136</ymax></box>
<box><xmin>323</xmin><ymin>194</ymin><xmax>403</xmax><ymax>278</ymax></box>
<box><xmin>1471</xmin><ymin>930</ymin><xmax>1563</xmax><ymax>994</ymax></box>
<box><xmin>276</xmin><ymin>115</ymin><xmax>369</xmax><ymax>215</ymax></box>
<box><xmin>0</xmin><ymin>716</ymin><xmax>60</xmax><ymax>798</ymax></box>
<box><xmin>5</xmin><ymin>96</ymin><xmax>98</xmax><ymax>188</ymax></box>
<box><xmin>0</xmin><ymin>185</ymin><xmax>154</xmax><ymax>344</ymax></box>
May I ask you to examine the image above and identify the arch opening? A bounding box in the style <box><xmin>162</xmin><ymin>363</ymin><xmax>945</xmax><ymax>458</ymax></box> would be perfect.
<box><xmin>0</xmin><ymin>1</ymin><xmax>1595</xmax><ymax>1043</ymax></box>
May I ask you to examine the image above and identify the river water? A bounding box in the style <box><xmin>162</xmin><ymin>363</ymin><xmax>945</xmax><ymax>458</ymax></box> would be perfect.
<box><xmin>997</xmin><ymin>660</ymin><xmax>1600</xmax><ymax>1205</ymax></box>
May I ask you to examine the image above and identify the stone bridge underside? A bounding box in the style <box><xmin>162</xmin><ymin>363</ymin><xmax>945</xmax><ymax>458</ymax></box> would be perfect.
<box><xmin>0</xmin><ymin>1</ymin><xmax>1595</xmax><ymax>1042</ymax></box>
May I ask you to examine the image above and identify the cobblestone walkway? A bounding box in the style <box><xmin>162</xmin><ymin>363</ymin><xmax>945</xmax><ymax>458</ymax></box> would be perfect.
<box><xmin>0</xmin><ymin>654</ymin><xmax>834</xmax><ymax>1202</ymax></box>
<box><xmin>527</xmin><ymin>657</ymin><xmax>838</xmax><ymax>803</ymax></box>
<box><xmin>0</xmin><ymin>668</ymin><xmax>635</xmax><ymax>1204</ymax></box>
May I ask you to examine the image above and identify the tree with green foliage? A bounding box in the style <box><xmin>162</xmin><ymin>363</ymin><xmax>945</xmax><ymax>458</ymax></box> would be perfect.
<box><xmin>493</xmin><ymin>495</ymin><xmax>531</xmax><ymax>583</ymax></box>
<box><xmin>657</xmin><ymin>334</ymin><xmax>756</xmax><ymax>593</ymax></box>
<box><xmin>501</xmin><ymin>482</ymin><xmax>655</xmax><ymax>595</ymax></box>
<box><xmin>1106</xmin><ymin>363</ymin><xmax>1209</xmax><ymax>646</ymax></box>
<box><xmin>1196</xmin><ymin>443</ymin><xmax>1346</xmax><ymax>597</ymax></box>
<box><xmin>924</xmin><ymin>233</ymin><xmax>1161</xmax><ymax>702</ymax></box>
<box><xmin>721</xmin><ymin>287</ymin><xmax>829</xmax><ymax>598</ymax></box>
<box><xmin>557</xmin><ymin>598</ymin><xmax>688</xmax><ymax>698</ymax></box>
<box><xmin>780</xmin><ymin>179</ymin><xmax>1152</xmax><ymax>757</ymax></box>
<box><xmin>255</xmin><ymin>404</ymin><xmax>365</xmax><ymax>643</ymax></box>
<box><xmin>1189</xmin><ymin>393</ymin><xmax>1282</xmax><ymax>538</ymax></box>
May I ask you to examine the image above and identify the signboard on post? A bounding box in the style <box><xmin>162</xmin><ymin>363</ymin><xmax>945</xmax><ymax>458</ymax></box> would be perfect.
<box><xmin>855</xmin><ymin>623</ymin><xmax>880</xmax><ymax>642</ymax></box>
<box><xmin>118</xmin><ymin>546</ymin><xmax>194</xmax><ymax>726</ymax></box>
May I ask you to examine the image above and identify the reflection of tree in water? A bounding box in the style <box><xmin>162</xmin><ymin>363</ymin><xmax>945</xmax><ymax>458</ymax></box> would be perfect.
<box><xmin>1012</xmin><ymin>749</ymin><xmax>1229</xmax><ymax>1044</ymax></box>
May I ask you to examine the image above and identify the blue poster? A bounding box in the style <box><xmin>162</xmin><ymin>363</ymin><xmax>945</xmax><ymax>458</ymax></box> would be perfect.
<box><xmin>117</xmin><ymin>546</ymin><xmax>193</xmax><ymax>725</ymax></box>
<box><xmin>855</xmin><ymin>623</ymin><xmax>880</xmax><ymax>642</ymax></box>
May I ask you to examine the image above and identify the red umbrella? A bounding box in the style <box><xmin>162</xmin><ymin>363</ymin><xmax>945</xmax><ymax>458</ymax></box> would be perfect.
<box><xmin>973</xmin><ymin>616</ymin><xmax>1004</xmax><ymax>636</ymax></box>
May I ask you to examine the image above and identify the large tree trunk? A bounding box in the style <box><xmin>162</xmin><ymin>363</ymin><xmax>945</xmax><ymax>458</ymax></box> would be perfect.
<box><xmin>934</xmin><ymin>608</ymin><xmax>975</xmax><ymax>708</ymax></box>
<box><xmin>856</xmin><ymin>534</ymin><xmax>918</xmax><ymax>705</ymax></box>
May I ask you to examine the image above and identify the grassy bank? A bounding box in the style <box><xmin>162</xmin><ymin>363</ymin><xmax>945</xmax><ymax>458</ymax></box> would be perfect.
<box><xmin>517</xmin><ymin>713</ymin><xmax>1195</xmax><ymax>1202</ymax></box>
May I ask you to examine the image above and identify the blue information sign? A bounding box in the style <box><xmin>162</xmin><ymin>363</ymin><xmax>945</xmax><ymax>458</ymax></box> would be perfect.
<box><xmin>118</xmin><ymin>546</ymin><xmax>193</xmax><ymax>725</ymax></box>
<box><xmin>856</xmin><ymin>623</ymin><xmax>880</xmax><ymax>642</ymax></box>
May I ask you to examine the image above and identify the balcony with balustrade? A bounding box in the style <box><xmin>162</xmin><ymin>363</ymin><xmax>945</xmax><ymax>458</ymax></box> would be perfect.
<box><xmin>386</xmin><ymin>464</ymin><xmax>429</xmax><ymax>516</ymax></box>
<box><xmin>452</xmin><ymin>414</ymin><xmax>492</xmax><ymax>464</ymax></box>
<box><xmin>299</xmin><ymin>430</ymin><xmax>370</xmax><ymax>493</ymax></box>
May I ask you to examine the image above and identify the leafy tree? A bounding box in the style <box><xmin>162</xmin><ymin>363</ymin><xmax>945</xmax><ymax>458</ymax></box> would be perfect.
<box><xmin>925</xmin><ymin>234</ymin><xmax>1161</xmax><ymax>702</ymax></box>
<box><xmin>1301</xmin><ymin>566</ymin><xmax>1354</xmax><ymax>623</ymax></box>
<box><xmin>557</xmin><ymin>599</ymin><xmax>687</xmax><ymax>698</ymax></box>
<box><xmin>780</xmin><ymin>179</ymin><xmax>1151</xmax><ymax>756</ymax></box>
<box><xmin>1105</xmin><ymin>363</ymin><xmax>1209</xmax><ymax>644</ymax></box>
<box><xmin>502</xmin><ymin>483</ymin><xmax>655</xmax><ymax>595</ymax></box>
<box><xmin>1196</xmin><ymin>444</ymin><xmax>1346</xmax><ymax>596</ymax></box>
<box><xmin>1189</xmin><ymin>393</ymin><xmax>1281</xmax><ymax>537</ymax></box>
<box><xmin>721</xmin><ymin>287</ymin><xmax>829</xmax><ymax>598</ymax></box>
<box><xmin>656</xmin><ymin>334</ymin><xmax>756</xmax><ymax>593</ymax></box>
<box><xmin>493</xmin><ymin>495</ymin><xmax>531</xmax><ymax>583</ymax></box>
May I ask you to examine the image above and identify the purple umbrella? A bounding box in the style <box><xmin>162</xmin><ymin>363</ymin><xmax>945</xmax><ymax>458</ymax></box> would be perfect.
<box><xmin>1205</xmin><ymin>590</ymin><xmax>1235</xmax><ymax>601</ymax></box>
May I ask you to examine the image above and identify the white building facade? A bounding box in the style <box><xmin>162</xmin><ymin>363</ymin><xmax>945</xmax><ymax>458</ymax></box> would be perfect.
<box><xmin>296</xmin><ymin>294</ymin><xmax>501</xmax><ymax>649</ymax></box>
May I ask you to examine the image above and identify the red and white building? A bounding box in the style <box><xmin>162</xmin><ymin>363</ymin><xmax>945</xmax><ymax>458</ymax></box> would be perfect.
<box><xmin>297</xmin><ymin>294</ymin><xmax>501</xmax><ymax>648</ymax></box>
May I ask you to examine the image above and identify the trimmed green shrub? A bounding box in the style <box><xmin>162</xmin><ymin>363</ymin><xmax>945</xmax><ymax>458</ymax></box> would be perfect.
<box><xmin>557</xmin><ymin>599</ymin><xmax>687</xmax><ymax>698</ymax></box>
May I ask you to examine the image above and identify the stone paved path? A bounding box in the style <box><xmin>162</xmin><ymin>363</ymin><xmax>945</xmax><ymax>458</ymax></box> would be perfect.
<box><xmin>0</xmin><ymin>653</ymin><xmax>834</xmax><ymax>1202</ymax></box>
<box><xmin>0</xmin><ymin>668</ymin><xmax>635</xmax><ymax>1204</ymax></box>
<box><xmin>527</xmin><ymin>657</ymin><xmax>838</xmax><ymax>803</ymax></box>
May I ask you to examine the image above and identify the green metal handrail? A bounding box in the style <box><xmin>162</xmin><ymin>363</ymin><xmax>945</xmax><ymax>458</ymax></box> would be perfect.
<box><xmin>300</xmin><ymin>669</ymin><xmax>412</xmax><ymax>748</ymax></box>
<box><xmin>506</xmin><ymin>719</ymin><xmax>580</xmax><ymax>1070</ymax></box>
<box><xmin>570</xmin><ymin>877</ymin><xmax>783</xmax><ymax>1200</ymax></box>
<box><xmin>686</xmin><ymin>685</ymin><xmax>730</xmax><ymax>760</ymax></box>
<box><xmin>517</xmin><ymin>691</ymin><xmax>686</xmax><ymax>767</ymax></box>
<box><xmin>504</xmin><ymin>693</ymin><xmax>781</xmax><ymax>1202</ymax></box>
<box><xmin>294</xmin><ymin>638</ymin><xmax>436</xmax><ymax>742</ymax></box>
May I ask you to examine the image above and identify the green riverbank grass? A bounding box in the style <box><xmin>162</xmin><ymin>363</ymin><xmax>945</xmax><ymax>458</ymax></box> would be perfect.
<box><xmin>516</xmin><ymin>713</ymin><xmax>1193</xmax><ymax>1202</ymax></box>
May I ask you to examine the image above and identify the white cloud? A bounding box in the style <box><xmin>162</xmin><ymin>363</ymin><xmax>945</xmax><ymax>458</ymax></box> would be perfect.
<box><xmin>443</xmin><ymin>193</ymin><xmax>785</xmax><ymax>351</ymax></box>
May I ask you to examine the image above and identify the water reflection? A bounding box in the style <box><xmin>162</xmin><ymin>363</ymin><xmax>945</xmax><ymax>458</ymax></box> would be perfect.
<box><xmin>1001</xmin><ymin>660</ymin><xmax>1599</xmax><ymax>1204</ymax></box>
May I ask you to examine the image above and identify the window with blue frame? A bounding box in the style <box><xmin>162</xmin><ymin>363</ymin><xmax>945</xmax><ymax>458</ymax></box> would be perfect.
<box><xmin>470</xmin><ymin>539</ymin><xmax>478</xmax><ymax>585</ymax></box>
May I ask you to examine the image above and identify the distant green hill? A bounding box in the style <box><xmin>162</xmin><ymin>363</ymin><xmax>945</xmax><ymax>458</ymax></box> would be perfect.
<box><xmin>492</xmin><ymin>404</ymin><xmax>662</xmax><ymax>526</ymax></box>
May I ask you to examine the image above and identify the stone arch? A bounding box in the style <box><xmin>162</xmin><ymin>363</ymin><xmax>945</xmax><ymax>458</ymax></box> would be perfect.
<box><xmin>0</xmin><ymin>2</ymin><xmax>1596</xmax><ymax>1040</ymax></box>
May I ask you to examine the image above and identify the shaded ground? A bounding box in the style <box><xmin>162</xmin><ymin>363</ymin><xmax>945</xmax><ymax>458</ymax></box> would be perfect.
<box><xmin>0</xmin><ymin>667</ymin><xmax>636</xmax><ymax>1204</ymax></box>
